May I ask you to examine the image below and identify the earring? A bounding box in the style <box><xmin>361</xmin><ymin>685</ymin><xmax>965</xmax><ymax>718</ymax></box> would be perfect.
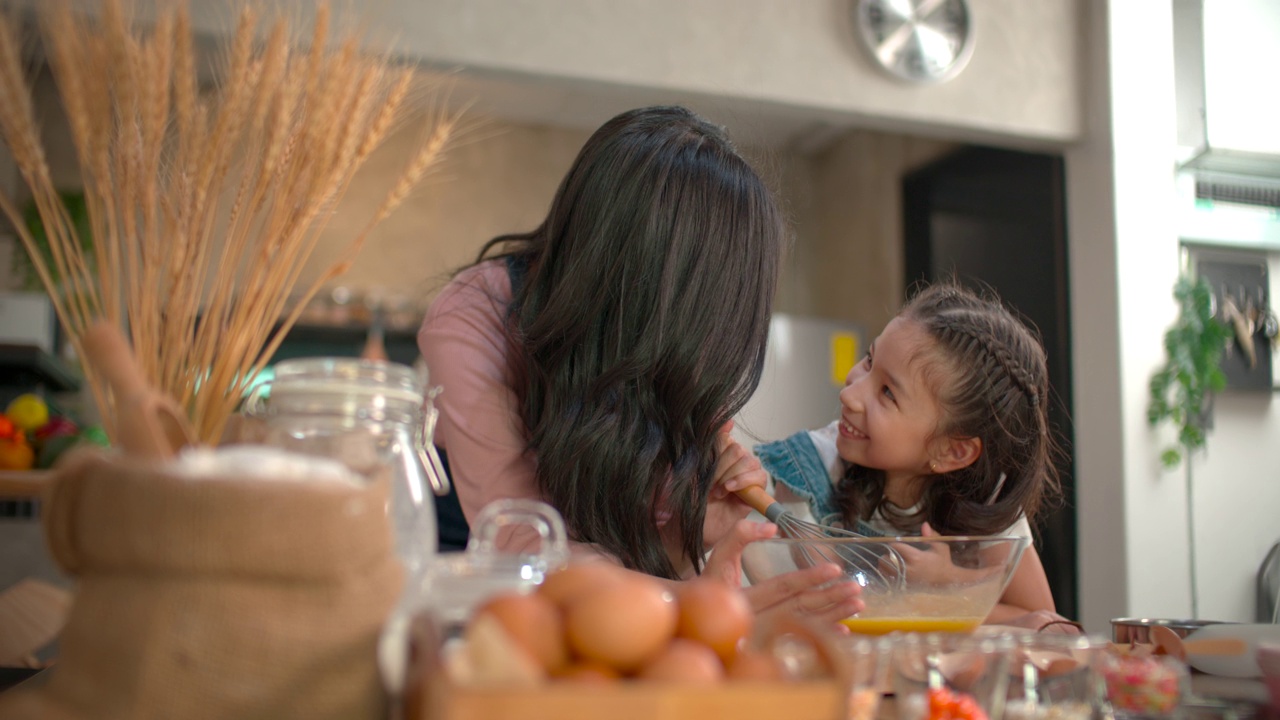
<box><xmin>930</xmin><ymin>462</ymin><xmax>938</xmax><ymax>473</ymax></box>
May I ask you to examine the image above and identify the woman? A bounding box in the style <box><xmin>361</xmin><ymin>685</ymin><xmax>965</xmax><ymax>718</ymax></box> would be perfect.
<box><xmin>420</xmin><ymin>106</ymin><xmax>861</xmax><ymax>622</ymax></box>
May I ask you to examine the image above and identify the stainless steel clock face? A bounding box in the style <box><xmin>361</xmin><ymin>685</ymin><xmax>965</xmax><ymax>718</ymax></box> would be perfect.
<box><xmin>854</xmin><ymin>0</ymin><xmax>975</xmax><ymax>84</ymax></box>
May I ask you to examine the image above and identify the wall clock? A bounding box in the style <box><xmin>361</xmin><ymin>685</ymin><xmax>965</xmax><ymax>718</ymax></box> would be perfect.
<box><xmin>853</xmin><ymin>0</ymin><xmax>975</xmax><ymax>84</ymax></box>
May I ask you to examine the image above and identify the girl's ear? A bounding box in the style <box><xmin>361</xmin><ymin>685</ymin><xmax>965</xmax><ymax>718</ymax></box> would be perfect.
<box><xmin>931</xmin><ymin>436</ymin><xmax>982</xmax><ymax>474</ymax></box>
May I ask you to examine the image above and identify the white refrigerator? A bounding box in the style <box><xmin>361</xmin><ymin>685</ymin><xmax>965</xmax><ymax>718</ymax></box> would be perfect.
<box><xmin>731</xmin><ymin>313</ymin><xmax>867</xmax><ymax>448</ymax></box>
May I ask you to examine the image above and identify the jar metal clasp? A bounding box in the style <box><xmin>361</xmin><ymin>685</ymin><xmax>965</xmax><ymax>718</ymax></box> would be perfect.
<box><xmin>419</xmin><ymin>385</ymin><xmax>451</xmax><ymax>496</ymax></box>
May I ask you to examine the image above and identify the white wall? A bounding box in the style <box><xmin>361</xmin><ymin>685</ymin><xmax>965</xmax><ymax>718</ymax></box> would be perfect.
<box><xmin>1193</xmin><ymin>387</ymin><xmax>1280</xmax><ymax>622</ymax></box>
<box><xmin>1068</xmin><ymin>0</ymin><xmax>1194</xmax><ymax>633</ymax></box>
<box><xmin>1068</xmin><ymin>0</ymin><xmax>1279</xmax><ymax>630</ymax></box>
<box><xmin>1064</xmin><ymin>0</ymin><xmax>1127</xmax><ymax>633</ymax></box>
<box><xmin>1187</xmin><ymin>250</ymin><xmax>1280</xmax><ymax>622</ymax></box>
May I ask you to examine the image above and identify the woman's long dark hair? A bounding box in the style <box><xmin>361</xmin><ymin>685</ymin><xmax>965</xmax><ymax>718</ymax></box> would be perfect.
<box><xmin>835</xmin><ymin>282</ymin><xmax>1064</xmax><ymax>537</ymax></box>
<box><xmin>471</xmin><ymin>106</ymin><xmax>786</xmax><ymax>578</ymax></box>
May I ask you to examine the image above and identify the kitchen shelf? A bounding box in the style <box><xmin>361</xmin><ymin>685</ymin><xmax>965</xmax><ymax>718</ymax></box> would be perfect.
<box><xmin>0</xmin><ymin>471</ymin><xmax>47</xmax><ymax>500</ymax></box>
<box><xmin>268</xmin><ymin>322</ymin><xmax>421</xmax><ymax>367</ymax></box>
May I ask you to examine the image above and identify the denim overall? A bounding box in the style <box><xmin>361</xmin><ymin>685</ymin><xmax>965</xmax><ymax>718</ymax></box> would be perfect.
<box><xmin>753</xmin><ymin>428</ymin><xmax>885</xmax><ymax>538</ymax></box>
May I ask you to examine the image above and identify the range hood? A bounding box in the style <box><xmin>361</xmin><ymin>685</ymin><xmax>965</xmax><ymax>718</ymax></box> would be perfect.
<box><xmin>1175</xmin><ymin>0</ymin><xmax>1280</xmax><ymax>178</ymax></box>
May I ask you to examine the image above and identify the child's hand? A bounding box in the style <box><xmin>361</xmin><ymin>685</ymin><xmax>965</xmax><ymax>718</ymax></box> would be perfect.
<box><xmin>889</xmin><ymin>523</ymin><xmax>1002</xmax><ymax>587</ymax></box>
<box><xmin>702</xmin><ymin>421</ymin><xmax>767</xmax><ymax>548</ymax></box>
<box><xmin>702</xmin><ymin>520</ymin><xmax>865</xmax><ymax>628</ymax></box>
<box><xmin>889</xmin><ymin>522</ymin><xmax>959</xmax><ymax>585</ymax></box>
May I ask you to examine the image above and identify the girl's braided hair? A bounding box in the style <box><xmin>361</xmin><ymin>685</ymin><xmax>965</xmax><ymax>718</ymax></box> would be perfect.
<box><xmin>836</xmin><ymin>281</ymin><xmax>1063</xmax><ymax>536</ymax></box>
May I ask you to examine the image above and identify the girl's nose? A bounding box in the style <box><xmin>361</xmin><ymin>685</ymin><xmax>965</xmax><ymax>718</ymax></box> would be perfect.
<box><xmin>839</xmin><ymin>382</ymin><xmax>863</xmax><ymax>412</ymax></box>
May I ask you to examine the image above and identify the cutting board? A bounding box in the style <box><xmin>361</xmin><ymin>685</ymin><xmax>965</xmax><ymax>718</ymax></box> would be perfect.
<box><xmin>0</xmin><ymin>579</ymin><xmax>71</xmax><ymax>666</ymax></box>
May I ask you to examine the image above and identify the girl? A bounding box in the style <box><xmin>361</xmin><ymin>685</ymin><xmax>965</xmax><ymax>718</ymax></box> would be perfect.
<box><xmin>419</xmin><ymin>106</ymin><xmax>862</xmax><ymax>624</ymax></box>
<box><xmin>755</xmin><ymin>281</ymin><xmax>1067</xmax><ymax>626</ymax></box>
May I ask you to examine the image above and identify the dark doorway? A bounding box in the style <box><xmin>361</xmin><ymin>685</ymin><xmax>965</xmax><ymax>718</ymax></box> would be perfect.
<box><xmin>903</xmin><ymin>146</ymin><xmax>1077</xmax><ymax>619</ymax></box>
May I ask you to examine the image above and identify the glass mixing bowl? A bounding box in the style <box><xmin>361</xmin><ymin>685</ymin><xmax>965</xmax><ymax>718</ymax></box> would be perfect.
<box><xmin>742</xmin><ymin>534</ymin><xmax>1030</xmax><ymax>635</ymax></box>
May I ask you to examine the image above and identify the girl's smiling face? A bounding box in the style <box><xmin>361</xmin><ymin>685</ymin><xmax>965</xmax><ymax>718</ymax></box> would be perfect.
<box><xmin>837</xmin><ymin>317</ymin><xmax>946</xmax><ymax>489</ymax></box>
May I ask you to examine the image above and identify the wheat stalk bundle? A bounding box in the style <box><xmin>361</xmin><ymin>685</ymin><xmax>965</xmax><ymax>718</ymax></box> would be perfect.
<box><xmin>0</xmin><ymin>0</ymin><xmax>458</xmax><ymax>444</ymax></box>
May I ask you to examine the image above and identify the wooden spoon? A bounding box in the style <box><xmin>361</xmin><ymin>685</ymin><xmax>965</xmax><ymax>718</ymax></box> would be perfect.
<box><xmin>81</xmin><ymin>321</ymin><xmax>195</xmax><ymax>459</ymax></box>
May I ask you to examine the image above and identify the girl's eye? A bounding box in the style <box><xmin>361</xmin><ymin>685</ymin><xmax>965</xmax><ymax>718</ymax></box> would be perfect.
<box><xmin>882</xmin><ymin>385</ymin><xmax>896</xmax><ymax>403</ymax></box>
<box><xmin>861</xmin><ymin>353</ymin><xmax>872</xmax><ymax>367</ymax></box>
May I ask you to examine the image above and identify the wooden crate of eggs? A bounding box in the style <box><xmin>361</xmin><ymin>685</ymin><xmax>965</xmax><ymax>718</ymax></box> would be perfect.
<box><xmin>402</xmin><ymin>562</ymin><xmax>850</xmax><ymax>720</ymax></box>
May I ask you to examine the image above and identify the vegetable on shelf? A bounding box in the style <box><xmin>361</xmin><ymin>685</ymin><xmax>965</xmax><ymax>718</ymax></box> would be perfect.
<box><xmin>1</xmin><ymin>393</ymin><xmax>104</xmax><ymax>470</ymax></box>
<box><xmin>6</xmin><ymin>393</ymin><xmax>50</xmax><ymax>433</ymax></box>
<box><xmin>0</xmin><ymin>433</ymin><xmax>35</xmax><ymax>470</ymax></box>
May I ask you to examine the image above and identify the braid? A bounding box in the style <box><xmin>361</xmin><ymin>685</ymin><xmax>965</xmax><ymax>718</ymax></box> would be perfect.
<box><xmin>933</xmin><ymin>313</ymin><xmax>1042</xmax><ymax>408</ymax></box>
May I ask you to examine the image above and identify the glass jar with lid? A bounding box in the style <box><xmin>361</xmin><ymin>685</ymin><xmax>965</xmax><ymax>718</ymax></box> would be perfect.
<box><xmin>378</xmin><ymin>498</ymin><xmax>570</xmax><ymax>695</ymax></box>
<box><xmin>243</xmin><ymin>357</ymin><xmax>450</xmax><ymax>574</ymax></box>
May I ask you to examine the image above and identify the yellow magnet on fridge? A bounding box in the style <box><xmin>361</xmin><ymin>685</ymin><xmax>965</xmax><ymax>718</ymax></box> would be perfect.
<box><xmin>830</xmin><ymin>332</ymin><xmax>859</xmax><ymax>386</ymax></box>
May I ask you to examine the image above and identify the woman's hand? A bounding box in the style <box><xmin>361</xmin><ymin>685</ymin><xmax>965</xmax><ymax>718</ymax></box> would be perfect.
<box><xmin>702</xmin><ymin>422</ymin><xmax>766</xmax><ymax>549</ymax></box>
<box><xmin>703</xmin><ymin>520</ymin><xmax>865</xmax><ymax>628</ymax></box>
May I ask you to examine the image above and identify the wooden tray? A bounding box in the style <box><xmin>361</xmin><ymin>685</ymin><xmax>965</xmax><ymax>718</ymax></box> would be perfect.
<box><xmin>398</xmin><ymin>615</ymin><xmax>849</xmax><ymax>720</ymax></box>
<box><xmin>407</xmin><ymin>674</ymin><xmax>846</xmax><ymax>720</ymax></box>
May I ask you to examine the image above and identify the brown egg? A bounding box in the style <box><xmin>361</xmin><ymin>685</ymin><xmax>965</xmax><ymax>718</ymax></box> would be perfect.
<box><xmin>474</xmin><ymin>591</ymin><xmax>569</xmax><ymax>673</ymax></box>
<box><xmin>726</xmin><ymin>648</ymin><xmax>784</xmax><ymax>682</ymax></box>
<box><xmin>637</xmin><ymin>638</ymin><xmax>725</xmax><ymax>683</ymax></box>
<box><xmin>553</xmin><ymin>660</ymin><xmax>621</xmax><ymax>685</ymax></box>
<box><xmin>564</xmin><ymin>573</ymin><xmax>678</xmax><ymax>672</ymax></box>
<box><xmin>676</xmin><ymin>578</ymin><xmax>753</xmax><ymax>664</ymax></box>
<box><xmin>537</xmin><ymin>561</ymin><xmax>627</xmax><ymax>610</ymax></box>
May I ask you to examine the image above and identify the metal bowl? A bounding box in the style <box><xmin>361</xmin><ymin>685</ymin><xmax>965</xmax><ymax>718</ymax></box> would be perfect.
<box><xmin>1110</xmin><ymin>617</ymin><xmax>1228</xmax><ymax>643</ymax></box>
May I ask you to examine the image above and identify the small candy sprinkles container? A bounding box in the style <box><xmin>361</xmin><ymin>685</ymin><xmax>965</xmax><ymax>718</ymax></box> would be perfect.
<box><xmin>1099</xmin><ymin>653</ymin><xmax>1188</xmax><ymax>719</ymax></box>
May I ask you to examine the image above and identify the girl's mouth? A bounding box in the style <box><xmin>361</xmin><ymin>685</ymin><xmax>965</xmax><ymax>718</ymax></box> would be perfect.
<box><xmin>839</xmin><ymin>419</ymin><xmax>868</xmax><ymax>439</ymax></box>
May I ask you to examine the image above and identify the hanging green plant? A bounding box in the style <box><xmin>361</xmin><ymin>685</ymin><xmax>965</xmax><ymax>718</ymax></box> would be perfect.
<box><xmin>1147</xmin><ymin>274</ymin><xmax>1233</xmax><ymax>468</ymax></box>
<box><xmin>16</xmin><ymin>191</ymin><xmax>93</xmax><ymax>291</ymax></box>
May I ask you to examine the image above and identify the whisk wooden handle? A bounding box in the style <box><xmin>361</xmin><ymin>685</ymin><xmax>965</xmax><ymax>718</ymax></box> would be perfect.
<box><xmin>734</xmin><ymin>485</ymin><xmax>781</xmax><ymax>519</ymax></box>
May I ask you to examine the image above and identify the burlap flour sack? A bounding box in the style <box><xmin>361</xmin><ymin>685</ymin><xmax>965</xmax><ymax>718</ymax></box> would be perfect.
<box><xmin>0</xmin><ymin>447</ymin><xmax>404</xmax><ymax>720</ymax></box>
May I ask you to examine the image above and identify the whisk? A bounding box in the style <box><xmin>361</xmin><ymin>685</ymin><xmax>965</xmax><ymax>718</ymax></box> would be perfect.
<box><xmin>734</xmin><ymin>486</ymin><xmax>905</xmax><ymax>591</ymax></box>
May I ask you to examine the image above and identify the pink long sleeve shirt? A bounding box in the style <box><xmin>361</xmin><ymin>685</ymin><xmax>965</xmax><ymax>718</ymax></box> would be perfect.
<box><xmin>421</xmin><ymin>260</ymin><xmax>687</xmax><ymax>561</ymax></box>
